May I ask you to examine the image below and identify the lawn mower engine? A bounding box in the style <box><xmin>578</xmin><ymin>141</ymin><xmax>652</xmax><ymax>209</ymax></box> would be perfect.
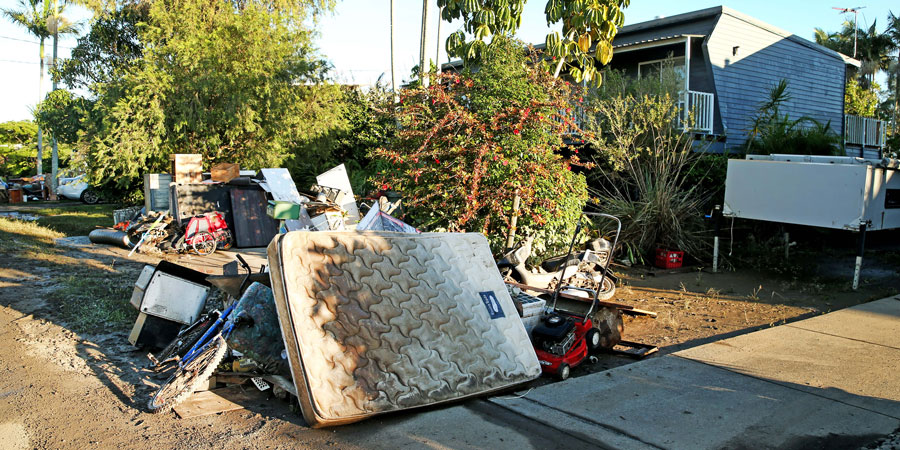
<box><xmin>531</xmin><ymin>312</ymin><xmax>592</xmax><ymax>380</ymax></box>
<box><xmin>532</xmin><ymin>314</ymin><xmax>576</xmax><ymax>355</ymax></box>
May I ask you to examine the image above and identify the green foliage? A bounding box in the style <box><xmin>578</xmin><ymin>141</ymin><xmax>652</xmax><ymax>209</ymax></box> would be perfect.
<box><xmin>440</xmin><ymin>0</ymin><xmax>629</xmax><ymax>86</ymax></box>
<box><xmin>286</xmin><ymin>84</ymin><xmax>396</xmax><ymax>193</ymax></box>
<box><xmin>0</xmin><ymin>121</ymin><xmax>73</xmax><ymax>177</ymax></box>
<box><xmin>371</xmin><ymin>37</ymin><xmax>588</xmax><ymax>259</ymax></box>
<box><xmin>584</xmin><ymin>68</ymin><xmax>711</xmax><ymax>261</ymax></box>
<box><xmin>76</xmin><ymin>0</ymin><xmax>346</xmax><ymax>200</ymax></box>
<box><xmin>55</xmin><ymin>2</ymin><xmax>147</xmax><ymax>91</ymax></box>
<box><xmin>34</xmin><ymin>90</ymin><xmax>91</xmax><ymax>144</ymax></box>
<box><xmin>845</xmin><ymin>78</ymin><xmax>880</xmax><ymax>117</ymax></box>
<box><xmin>0</xmin><ymin>120</ymin><xmax>37</xmax><ymax>144</ymax></box>
<box><xmin>747</xmin><ymin>80</ymin><xmax>841</xmax><ymax>156</ymax></box>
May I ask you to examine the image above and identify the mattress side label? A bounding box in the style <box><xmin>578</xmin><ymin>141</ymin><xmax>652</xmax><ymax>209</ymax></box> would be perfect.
<box><xmin>478</xmin><ymin>291</ymin><xmax>505</xmax><ymax>319</ymax></box>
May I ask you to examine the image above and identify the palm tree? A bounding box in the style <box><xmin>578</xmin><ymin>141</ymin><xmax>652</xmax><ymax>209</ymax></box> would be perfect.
<box><xmin>886</xmin><ymin>12</ymin><xmax>900</xmax><ymax>131</ymax></box>
<box><xmin>815</xmin><ymin>20</ymin><xmax>894</xmax><ymax>89</ymax></box>
<box><xmin>4</xmin><ymin>0</ymin><xmax>52</xmax><ymax>177</ymax></box>
<box><xmin>48</xmin><ymin>1</ymin><xmax>79</xmax><ymax>199</ymax></box>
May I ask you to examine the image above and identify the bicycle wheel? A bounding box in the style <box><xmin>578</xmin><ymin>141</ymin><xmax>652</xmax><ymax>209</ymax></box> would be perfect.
<box><xmin>147</xmin><ymin>335</ymin><xmax>227</xmax><ymax>414</ymax></box>
<box><xmin>192</xmin><ymin>231</ymin><xmax>217</xmax><ymax>256</ymax></box>
<box><xmin>218</xmin><ymin>229</ymin><xmax>234</xmax><ymax>250</ymax></box>
<box><xmin>150</xmin><ymin>316</ymin><xmax>216</xmax><ymax>370</ymax></box>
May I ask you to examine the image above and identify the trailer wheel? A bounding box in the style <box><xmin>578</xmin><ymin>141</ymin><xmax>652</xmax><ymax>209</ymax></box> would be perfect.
<box><xmin>557</xmin><ymin>363</ymin><xmax>571</xmax><ymax>381</ymax></box>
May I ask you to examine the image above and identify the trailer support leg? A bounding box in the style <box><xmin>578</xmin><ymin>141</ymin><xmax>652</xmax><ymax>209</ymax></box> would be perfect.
<box><xmin>712</xmin><ymin>205</ymin><xmax>722</xmax><ymax>273</ymax></box>
<box><xmin>852</xmin><ymin>223</ymin><xmax>867</xmax><ymax>290</ymax></box>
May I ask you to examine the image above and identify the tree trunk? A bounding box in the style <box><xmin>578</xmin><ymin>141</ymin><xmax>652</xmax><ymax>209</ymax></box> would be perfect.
<box><xmin>50</xmin><ymin>0</ymin><xmax>60</xmax><ymax>200</ymax></box>
<box><xmin>390</xmin><ymin>0</ymin><xmax>398</xmax><ymax>103</ymax></box>
<box><xmin>418</xmin><ymin>0</ymin><xmax>433</xmax><ymax>88</ymax></box>
<box><xmin>36</xmin><ymin>37</ymin><xmax>44</xmax><ymax>177</ymax></box>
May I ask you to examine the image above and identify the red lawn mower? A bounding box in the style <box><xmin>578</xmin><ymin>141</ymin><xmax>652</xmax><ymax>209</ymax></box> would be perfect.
<box><xmin>531</xmin><ymin>212</ymin><xmax>621</xmax><ymax>380</ymax></box>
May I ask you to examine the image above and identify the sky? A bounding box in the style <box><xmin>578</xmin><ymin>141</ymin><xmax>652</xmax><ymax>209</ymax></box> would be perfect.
<box><xmin>0</xmin><ymin>0</ymin><xmax>897</xmax><ymax>122</ymax></box>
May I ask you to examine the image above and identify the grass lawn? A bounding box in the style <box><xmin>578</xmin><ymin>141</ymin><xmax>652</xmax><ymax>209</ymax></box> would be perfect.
<box><xmin>1</xmin><ymin>202</ymin><xmax>120</xmax><ymax>236</ymax></box>
<box><xmin>1</xmin><ymin>205</ymin><xmax>139</xmax><ymax>334</ymax></box>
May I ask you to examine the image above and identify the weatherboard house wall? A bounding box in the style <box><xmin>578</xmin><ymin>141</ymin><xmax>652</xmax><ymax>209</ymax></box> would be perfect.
<box><xmin>607</xmin><ymin>6</ymin><xmax>857</xmax><ymax>151</ymax></box>
<box><xmin>705</xmin><ymin>7</ymin><xmax>849</xmax><ymax>149</ymax></box>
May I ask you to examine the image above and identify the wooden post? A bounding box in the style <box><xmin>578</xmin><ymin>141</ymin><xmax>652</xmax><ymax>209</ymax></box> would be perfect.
<box><xmin>505</xmin><ymin>192</ymin><xmax>521</xmax><ymax>251</ymax></box>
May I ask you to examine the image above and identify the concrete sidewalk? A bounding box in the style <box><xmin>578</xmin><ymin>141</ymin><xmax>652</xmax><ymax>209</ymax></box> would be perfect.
<box><xmin>488</xmin><ymin>295</ymin><xmax>900</xmax><ymax>449</ymax></box>
<box><xmin>323</xmin><ymin>296</ymin><xmax>900</xmax><ymax>449</ymax></box>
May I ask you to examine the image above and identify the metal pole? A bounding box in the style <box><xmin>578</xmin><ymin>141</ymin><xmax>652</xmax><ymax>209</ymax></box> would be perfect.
<box><xmin>852</xmin><ymin>222</ymin><xmax>867</xmax><ymax>290</ymax></box>
<box><xmin>712</xmin><ymin>205</ymin><xmax>721</xmax><ymax>273</ymax></box>
<box><xmin>783</xmin><ymin>231</ymin><xmax>790</xmax><ymax>260</ymax></box>
<box><xmin>418</xmin><ymin>0</ymin><xmax>433</xmax><ymax>88</ymax></box>
<box><xmin>390</xmin><ymin>0</ymin><xmax>398</xmax><ymax>103</ymax></box>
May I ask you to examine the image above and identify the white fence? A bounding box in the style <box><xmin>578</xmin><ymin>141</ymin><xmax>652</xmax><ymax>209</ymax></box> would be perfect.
<box><xmin>844</xmin><ymin>115</ymin><xmax>886</xmax><ymax>148</ymax></box>
<box><xmin>677</xmin><ymin>90</ymin><xmax>715</xmax><ymax>134</ymax></box>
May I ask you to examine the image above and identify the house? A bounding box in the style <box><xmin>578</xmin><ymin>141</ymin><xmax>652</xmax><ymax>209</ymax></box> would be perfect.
<box><xmin>604</xmin><ymin>5</ymin><xmax>888</xmax><ymax>156</ymax></box>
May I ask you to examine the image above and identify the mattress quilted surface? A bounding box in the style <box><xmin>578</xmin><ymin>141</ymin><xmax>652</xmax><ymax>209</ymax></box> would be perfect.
<box><xmin>267</xmin><ymin>231</ymin><xmax>540</xmax><ymax>427</ymax></box>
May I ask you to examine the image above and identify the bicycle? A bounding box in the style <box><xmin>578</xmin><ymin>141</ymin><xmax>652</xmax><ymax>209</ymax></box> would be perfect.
<box><xmin>147</xmin><ymin>255</ymin><xmax>257</xmax><ymax>413</ymax></box>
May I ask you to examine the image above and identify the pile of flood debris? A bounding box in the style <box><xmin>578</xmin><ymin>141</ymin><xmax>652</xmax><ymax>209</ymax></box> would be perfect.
<box><xmin>120</xmin><ymin>170</ymin><xmax>657</xmax><ymax>426</ymax></box>
<box><xmin>89</xmin><ymin>155</ymin><xmax>406</xmax><ymax>256</ymax></box>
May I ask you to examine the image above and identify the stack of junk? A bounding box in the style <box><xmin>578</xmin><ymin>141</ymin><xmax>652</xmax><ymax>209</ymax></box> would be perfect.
<box><xmin>114</xmin><ymin>156</ymin><xmax>657</xmax><ymax>426</ymax></box>
<box><xmin>89</xmin><ymin>155</ymin><xmax>374</xmax><ymax>255</ymax></box>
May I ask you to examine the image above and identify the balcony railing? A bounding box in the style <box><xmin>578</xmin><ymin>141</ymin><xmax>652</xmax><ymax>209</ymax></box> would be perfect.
<box><xmin>844</xmin><ymin>115</ymin><xmax>886</xmax><ymax>148</ymax></box>
<box><xmin>677</xmin><ymin>90</ymin><xmax>715</xmax><ymax>135</ymax></box>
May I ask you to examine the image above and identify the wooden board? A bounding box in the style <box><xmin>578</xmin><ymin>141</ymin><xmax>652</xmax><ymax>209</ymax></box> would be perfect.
<box><xmin>229</xmin><ymin>188</ymin><xmax>277</xmax><ymax>248</ymax></box>
<box><xmin>173</xmin><ymin>386</ymin><xmax>251</xmax><ymax>419</ymax></box>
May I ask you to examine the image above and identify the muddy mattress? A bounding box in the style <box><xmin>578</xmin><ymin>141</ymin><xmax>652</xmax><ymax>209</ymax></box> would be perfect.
<box><xmin>267</xmin><ymin>231</ymin><xmax>540</xmax><ymax>427</ymax></box>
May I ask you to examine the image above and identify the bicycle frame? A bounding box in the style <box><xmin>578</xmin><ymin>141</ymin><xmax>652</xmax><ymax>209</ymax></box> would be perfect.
<box><xmin>178</xmin><ymin>301</ymin><xmax>238</xmax><ymax>368</ymax></box>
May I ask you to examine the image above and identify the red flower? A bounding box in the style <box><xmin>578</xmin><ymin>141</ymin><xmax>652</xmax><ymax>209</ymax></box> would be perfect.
<box><xmin>434</xmin><ymin>158</ymin><xmax>441</xmax><ymax>164</ymax></box>
<box><xmin>513</xmin><ymin>128</ymin><xmax>520</xmax><ymax>135</ymax></box>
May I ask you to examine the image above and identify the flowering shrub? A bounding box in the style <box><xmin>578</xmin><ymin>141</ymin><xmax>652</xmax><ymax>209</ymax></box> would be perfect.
<box><xmin>370</xmin><ymin>38</ymin><xmax>588</xmax><ymax>258</ymax></box>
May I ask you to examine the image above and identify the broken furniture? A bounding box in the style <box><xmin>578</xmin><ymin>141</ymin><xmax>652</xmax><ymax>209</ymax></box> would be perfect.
<box><xmin>267</xmin><ymin>231</ymin><xmax>541</xmax><ymax>427</ymax></box>
<box><xmin>170</xmin><ymin>154</ymin><xmax>203</xmax><ymax>184</ymax></box>
<box><xmin>722</xmin><ymin>154</ymin><xmax>900</xmax><ymax>288</ymax></box>
<box><xmin>128</xmin><ymin>261</ymin><xmax>212</xmax><ymax>348</ymax></box>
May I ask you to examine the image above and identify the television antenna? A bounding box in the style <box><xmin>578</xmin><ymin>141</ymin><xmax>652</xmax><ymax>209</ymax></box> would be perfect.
<box><xmin>832</xmin><ymin>6</ymin><xmax>865</xmax><ymax>58</ymax></box>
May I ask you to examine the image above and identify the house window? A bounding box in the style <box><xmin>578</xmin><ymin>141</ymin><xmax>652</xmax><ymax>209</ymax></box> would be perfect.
<box><xmin>638</xmin><ymin>56</ymin><xmax>686</xmax><ymax>81</ymax></box>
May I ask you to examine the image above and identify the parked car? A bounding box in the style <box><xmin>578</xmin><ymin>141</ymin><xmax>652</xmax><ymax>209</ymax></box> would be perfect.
<box><xmin>58</xmin><ymin>174</ymin><xmax>101</xmax><ymax>204</ymax></box>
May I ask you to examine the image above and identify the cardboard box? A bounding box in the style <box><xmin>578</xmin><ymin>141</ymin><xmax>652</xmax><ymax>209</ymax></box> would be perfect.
<box><xmin>211</xmin><ymin>162</ymin><xmax>240</xmax><ymax>183</ymax></box>
<box><xmin>170</xmin><ymin>154</ymin><xmax>202</xmax><ymax>184</ymax></box>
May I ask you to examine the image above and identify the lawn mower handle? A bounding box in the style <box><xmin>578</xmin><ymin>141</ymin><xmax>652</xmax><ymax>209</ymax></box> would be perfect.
<box><xmin>550</xmin><ymin>212</ymin><xmax>622</xmax><ymax>319</ymax></box>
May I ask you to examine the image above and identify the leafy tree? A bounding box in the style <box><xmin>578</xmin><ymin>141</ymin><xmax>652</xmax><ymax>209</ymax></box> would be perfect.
<box><xmin>34</xmin><ymin>89</ymin><xmax>91</xmax><ymax>144</ymax></box>
<box><xmin>440</xmin><ymin>0</ymin><xmax>630</xmax><ymax>86</ymax></box>
<box><xmin>844</xmin><ymin>77</ymin><xmax>880</xmax><ymax>117</ymax></box>
<box><xmin>54</xmin><ymin>2</ymin><xmax>147</xmax><ymax>91</ymax></box>
<box><xmin>4</xmin><ymin>0</ymin><xmax>52</xmax><ymax>175</ymax></box>
<box><xmin>286</xmin><ymin>84</ymin><xmax>396</xmax><ymax>193</ymax></box>
<box><xmin>371</xmin><ymin>38</ymin><xmax>588</xmax><ymax>258</ymax></box>
<box><xmin>0</xmin><ymin>121</ymin><xmax>73</xmax><ymax>177</ymax></box>
<box><xmin>815</xmin><ymin>20</ymin><xmax>895</xmax><ymax>88</ymax></box>
<box><xmin>746</xmin><ymin>80</ymin><xmax>841</xmax><ymax>156</ymax></box>
<box><xmin>78</xmin><ymin>0</ymin><xmax>344</xmax><ymax>199</ymax></box>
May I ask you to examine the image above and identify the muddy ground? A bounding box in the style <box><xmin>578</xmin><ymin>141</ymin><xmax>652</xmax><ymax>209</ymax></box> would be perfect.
<box><xmin>0</xmin><ymin>214</ymin><xmax>898</xmax><ymax>448</ymax></box>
